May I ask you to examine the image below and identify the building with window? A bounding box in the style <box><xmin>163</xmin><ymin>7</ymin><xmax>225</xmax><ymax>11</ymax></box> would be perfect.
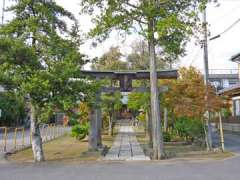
<box><xmin>218</xmin><ymin>53</ymin><xmax>240</xmax><ymax>117</ymax></box>
<box><xmin>209</xmin><ymin>70</ymin><xmax>239</xmax><ymax>91</ymax></box>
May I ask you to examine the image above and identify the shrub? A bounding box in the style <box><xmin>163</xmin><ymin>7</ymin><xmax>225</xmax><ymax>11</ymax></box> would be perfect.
<box><xmin>68</xmin><ymin>118</ymin><xmax>79</xmax><ymax>126</ymax></box>
<box><xmin>175</xmin><ymin>117</ymin><xmax>204</xmax><ymax>142</ymax></box>
<box><xmin>163</xmin><ymin>131</ymin><xmax>171</xmax><ymax>142</ymax></box>
<box><xmin>71</xmin><ymin>123</ymin><xmax>89</xmax><ymax>140</ymax></box>
<box><xmin>222</xmin><ymin>108</ymin><xmax>231</xmax><ymax>118</ymax></box>
<box><xmin>137</xmin><ymin>112</ymin><xmax>146</xmax><ymax>122</ymax></box>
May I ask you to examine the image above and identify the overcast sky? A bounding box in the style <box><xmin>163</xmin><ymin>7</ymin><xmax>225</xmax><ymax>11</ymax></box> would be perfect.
<box><xmin>1</xmin><ymin>0</ymin><xmax>240</xmax><ymax>71</ymax></box>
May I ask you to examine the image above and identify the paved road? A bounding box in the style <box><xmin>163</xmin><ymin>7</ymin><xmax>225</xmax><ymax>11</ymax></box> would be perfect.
<box><xmin>222</xmin><ymin>133</ymin><xmax>240</xmax><ymax>153</ymax></box>
<box><xmin>0</xmin><ymin>130</ymin><xmax>239</xmax><ymax>179</ymax></box>
<box><xmin>104</xmin><ymin>121</ymin><xmax>150</xmax><ymax>161</ymax></box>
<box><xmin>213</xmin><ymin>131</ymin><xmax>240</xmax><ymax>154</ymax></box>
<box><xmin>0</xmin><ymin>155</ymin><xmax>240</xmax><ymax>180</ymax></box>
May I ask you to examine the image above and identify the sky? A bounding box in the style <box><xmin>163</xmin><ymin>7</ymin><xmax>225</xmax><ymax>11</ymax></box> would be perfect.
<box><xmin>1</xmin><ymin>0</ymin><xmax>240</xmax><ymax>71</ymax></box>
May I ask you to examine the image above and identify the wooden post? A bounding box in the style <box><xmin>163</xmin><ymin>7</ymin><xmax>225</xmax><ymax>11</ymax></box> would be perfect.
<box><xmin>53</xmin><ymin>124</ymin><xmax>56</xmax><ymax>139</ymax></box>
<box><xmin>14</xmin><ymin>128</ymin><xmax>17</xmax><ymax>149</ymax></box>
<box><xmin>0</xmin><ymin>127</ymin><xmax>8</xmax><ymax>152</ymax></box>
<box><xmin>3</xmin><ymin>127</ymin><xmax>7</xmax><ymax>152</ymax></box>
<box><xmin>145</xmin><ymin>111</ymin><xmax>148</xmax><ymax>136</ymax></box>
<box><xmin>51</xmin><ymin>124</ymin><xmax>54</xmax><ymax>139</ymax></box>
<box><xmin>22</xmin><ymin>127</ymin><xmax>25</xmax><ymax>147</ymax></box>
<box><xmin>56</xmin><ymin>125</ymin><xmax>58</xmax><ymax>137</ymax></box>
<box><xmin>163</xmin><ymin>108</ymin><xmax>168</xmax><ymax>132</ymax></box>
<box><xmin>218</xmin><ymin>112</ymin><xmax>225</xmax><ymax>151</ymax></box>
<box><xmin>171</xmin><ymin>109</ymin><xmax>175</xmax><ymax>129</ymax></box>
<box><xmin>30</xmin><ymin>128</ymin><xmax>32</xmax><ymax>144</ymax></box>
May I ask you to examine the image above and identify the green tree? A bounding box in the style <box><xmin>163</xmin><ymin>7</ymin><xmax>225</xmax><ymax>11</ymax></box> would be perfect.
<box><xmin>127</xmin><ymin>40</ymin><xmax>166</xmax><ymax>70</ymax></box>
<box><xmin>101</xmin><ymin>92</ymin><xmax>122</xmax><ymax>136</ymax></box>
<box><xmin>161</xmin><ymin>67</ymin><xmax>226</xmax><ymax>147</ymax></box>
<box><xmin>128</xmin><ymin>92</ymin><xmax>150</xmax><ymax>116</ymax></box>
<box><xmin>81</xmin><ymin>0</ymin><xmax>204</xmax><ymax>159</ymax></box>
<box><xmin>0</xmin><ymin>92</ymin><xmax>26</xmax><ymax>126</ymax></box>
<box><xmin>91</xmin><ymin>46</ymin><xmax>127</xmax><ymax>135</ymax></box>
<box><xmin>0</xmin><ymin>1</ymin><xmax>96</xmax><ymax>162</ymax></box>
<box><xmin>161</xmin><ymin>67</ymin><xmax>225</xmax><ymax>119</ymax></box>
<box><xmin>91</xmin><ymin>46</ymin><xmax>128</xmax><ymax>71</ymax></box>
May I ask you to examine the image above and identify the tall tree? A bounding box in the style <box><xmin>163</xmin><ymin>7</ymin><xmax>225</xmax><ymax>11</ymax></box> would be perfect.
<box><xmin>162</xmin><ymin>67</ymin><xmax>225</xmax><ymax>119</ymax></box>
<box><xmin>0</xmin><ymin>0</ymin><xmax>96</xmax><ymax>162</ymax></box>
<box><xmin>92</xmin><ymin>46</ymin><xmax>126</xmax><ymax>136</ymax></box>
<box><xmin>127</xmin><ymin>40</ymin><xmax>166</xmax><ymax>70</ymax></box>
<box><xmin>91</xmin><ymin>46</ymin><xmax>128</xmax><ymax>71</ymax></box>
<box><xmin>102</xmin><ymin>92</ymin><xmax>122</xmax><ymax>136</ymax></box>
<box><xmin>0</xmin><ymin>92</ymin><xmax>26</xmax><ymax>126</ymax></box>
<box><xmin>81</xmin><ymin>0</ymin><xmax>205</xmax><ymax>159</ymax></box>
<box><xmin>161</xmin><ymin>67</ymin><xmax>226</xmax><ymax>147</ymax></box>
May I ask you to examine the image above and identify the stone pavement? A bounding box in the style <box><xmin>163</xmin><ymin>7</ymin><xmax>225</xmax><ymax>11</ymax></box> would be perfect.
<box><xmin>104</xmin><ymin>120</ymin><xmax>150</xmax><ymax>161</ymax></box>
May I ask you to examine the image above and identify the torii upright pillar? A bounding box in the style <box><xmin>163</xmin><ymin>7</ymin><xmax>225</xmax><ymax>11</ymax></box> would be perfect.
<box><xmin>89</xmin><ymin>90</ymin><xmax>102</xmax><ymax>151</ymax></box>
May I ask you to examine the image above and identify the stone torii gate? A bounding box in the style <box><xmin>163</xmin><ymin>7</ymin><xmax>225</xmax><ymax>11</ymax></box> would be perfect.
<box><xmin>81</xmin><ymin>70</ymin><xmax>178</xmax><ymax>151</ymax></box>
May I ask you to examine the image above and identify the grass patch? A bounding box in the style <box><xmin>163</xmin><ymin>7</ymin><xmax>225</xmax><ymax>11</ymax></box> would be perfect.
<box><xmin>8</xmin><ymin>134</ymin><xmax>114</xmax><ymax>163</ymax></box>
<box><xmin>134</xmin><ymin>126</ymin><xmax>234</xmax><ymax>160</ymax></box>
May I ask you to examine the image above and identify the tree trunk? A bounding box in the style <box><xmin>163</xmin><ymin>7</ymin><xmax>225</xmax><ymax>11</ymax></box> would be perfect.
<box><xmin>148</xmin><ymin>19</ymin><xmax>164</xmax><ymax>160</ymax></box>
<box><xmin>163</xmin><ymin>108</ymin><xmax>168</xmax><ymax>132</ymax></box>
<box><xmin>147</xmin><ymin>110</ymin><xmax>153</xmax><ymax>148</ymax></box>
<box><xmin>108</xmin><ymin>114</ymin><xmax>113</xmax><ymax>136</ymax></box>
<box><xmin>171</xmin><ymin>109</ymin><xmax>175</xmax><ymax>129</ymax></box>
<box><xmin>30</xmin><ymin>103</ymin><xmax>45</xmax><ymax>162</ymax></box>
<box><xmin>144</xmin><ymin>112</ymin><xmax>148</xmax><ymax>136</ymax></box>
<box><xmin>112</xmin><ymin>111</ymin><xmax>116</xmax><ymax>136</ymax></box>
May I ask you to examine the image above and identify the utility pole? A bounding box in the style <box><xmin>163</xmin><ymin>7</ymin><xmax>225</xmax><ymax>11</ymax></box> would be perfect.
<box><xmin>1</xmin><ymin>0</ymin><xmax>5</xmax><ymax>25</ymax></box>
<box><xmin>218</xmin><ymin>112</ymin><xmax>225</xmax><ymax>151</ymax></box>
<box><xmin>203</xmin><ymin>6</ymin><xmax>213</xmax><ymax>151</ymax></box>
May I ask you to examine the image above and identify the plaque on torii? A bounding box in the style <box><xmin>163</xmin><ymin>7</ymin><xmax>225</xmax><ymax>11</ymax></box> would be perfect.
<box><xmin>81</xmin><ymin>70</ymin><xmax>178</xmax><ymax>151</ymax></box>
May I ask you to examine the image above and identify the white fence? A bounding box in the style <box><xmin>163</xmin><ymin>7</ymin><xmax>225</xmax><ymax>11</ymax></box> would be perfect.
<box><xmin>0</xmin><ymin>124</ymin><xmax>71</xmax><ymax>153</ymax></box>
<box><xmin>222</xmin><ymin>123</ymin><xmax>240</xmax><ymax>132</ymax></box>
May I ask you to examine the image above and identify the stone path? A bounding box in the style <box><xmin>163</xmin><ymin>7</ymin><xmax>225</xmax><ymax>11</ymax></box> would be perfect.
<box><xmin>104</xmin><ymin>121</ymin><xmax>150</xmax><ymax>161</ymax></box>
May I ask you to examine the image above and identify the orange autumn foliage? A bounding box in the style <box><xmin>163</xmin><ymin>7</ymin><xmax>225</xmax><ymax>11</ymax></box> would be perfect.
<box><xmin>161</xmin><ymin>67</ymin><xmax>227</xmax><ymax>119</ymax></box>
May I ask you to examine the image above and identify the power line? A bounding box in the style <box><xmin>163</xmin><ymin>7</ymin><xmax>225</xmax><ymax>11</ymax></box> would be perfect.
<box><xmin>189</xmin><ymin>47</ymin><xmax>201</xmax><ymax>66</ymax></box>
<box><xmin>210</xmin><ymin>18</ymin><xmax>240</xmax><ymax>40</ymax></box>
<box><xmin>220</xmin><ymin>18</ymin><xmax>240</xmax><ymax>35</ymax></box>
<box><xmin>211</xmin><ymin>5</ymin><xmax>240</xmax><ymax>25</ymax></box>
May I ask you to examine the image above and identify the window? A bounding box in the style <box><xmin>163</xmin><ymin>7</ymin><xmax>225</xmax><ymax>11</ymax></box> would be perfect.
<box><xmin>222</xmin><ymin>79</ymin><xmax>229</xmax><ymax>88</ymax></box>
<box><xmin>211</xmin><ymin>81</ymin><xmax>220</xmax><ymax>89</ymax></box>
<box><xmin>233</xmin><ymin>97</ymin><xmax>240</xmax><ymax>116</ymax></box>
